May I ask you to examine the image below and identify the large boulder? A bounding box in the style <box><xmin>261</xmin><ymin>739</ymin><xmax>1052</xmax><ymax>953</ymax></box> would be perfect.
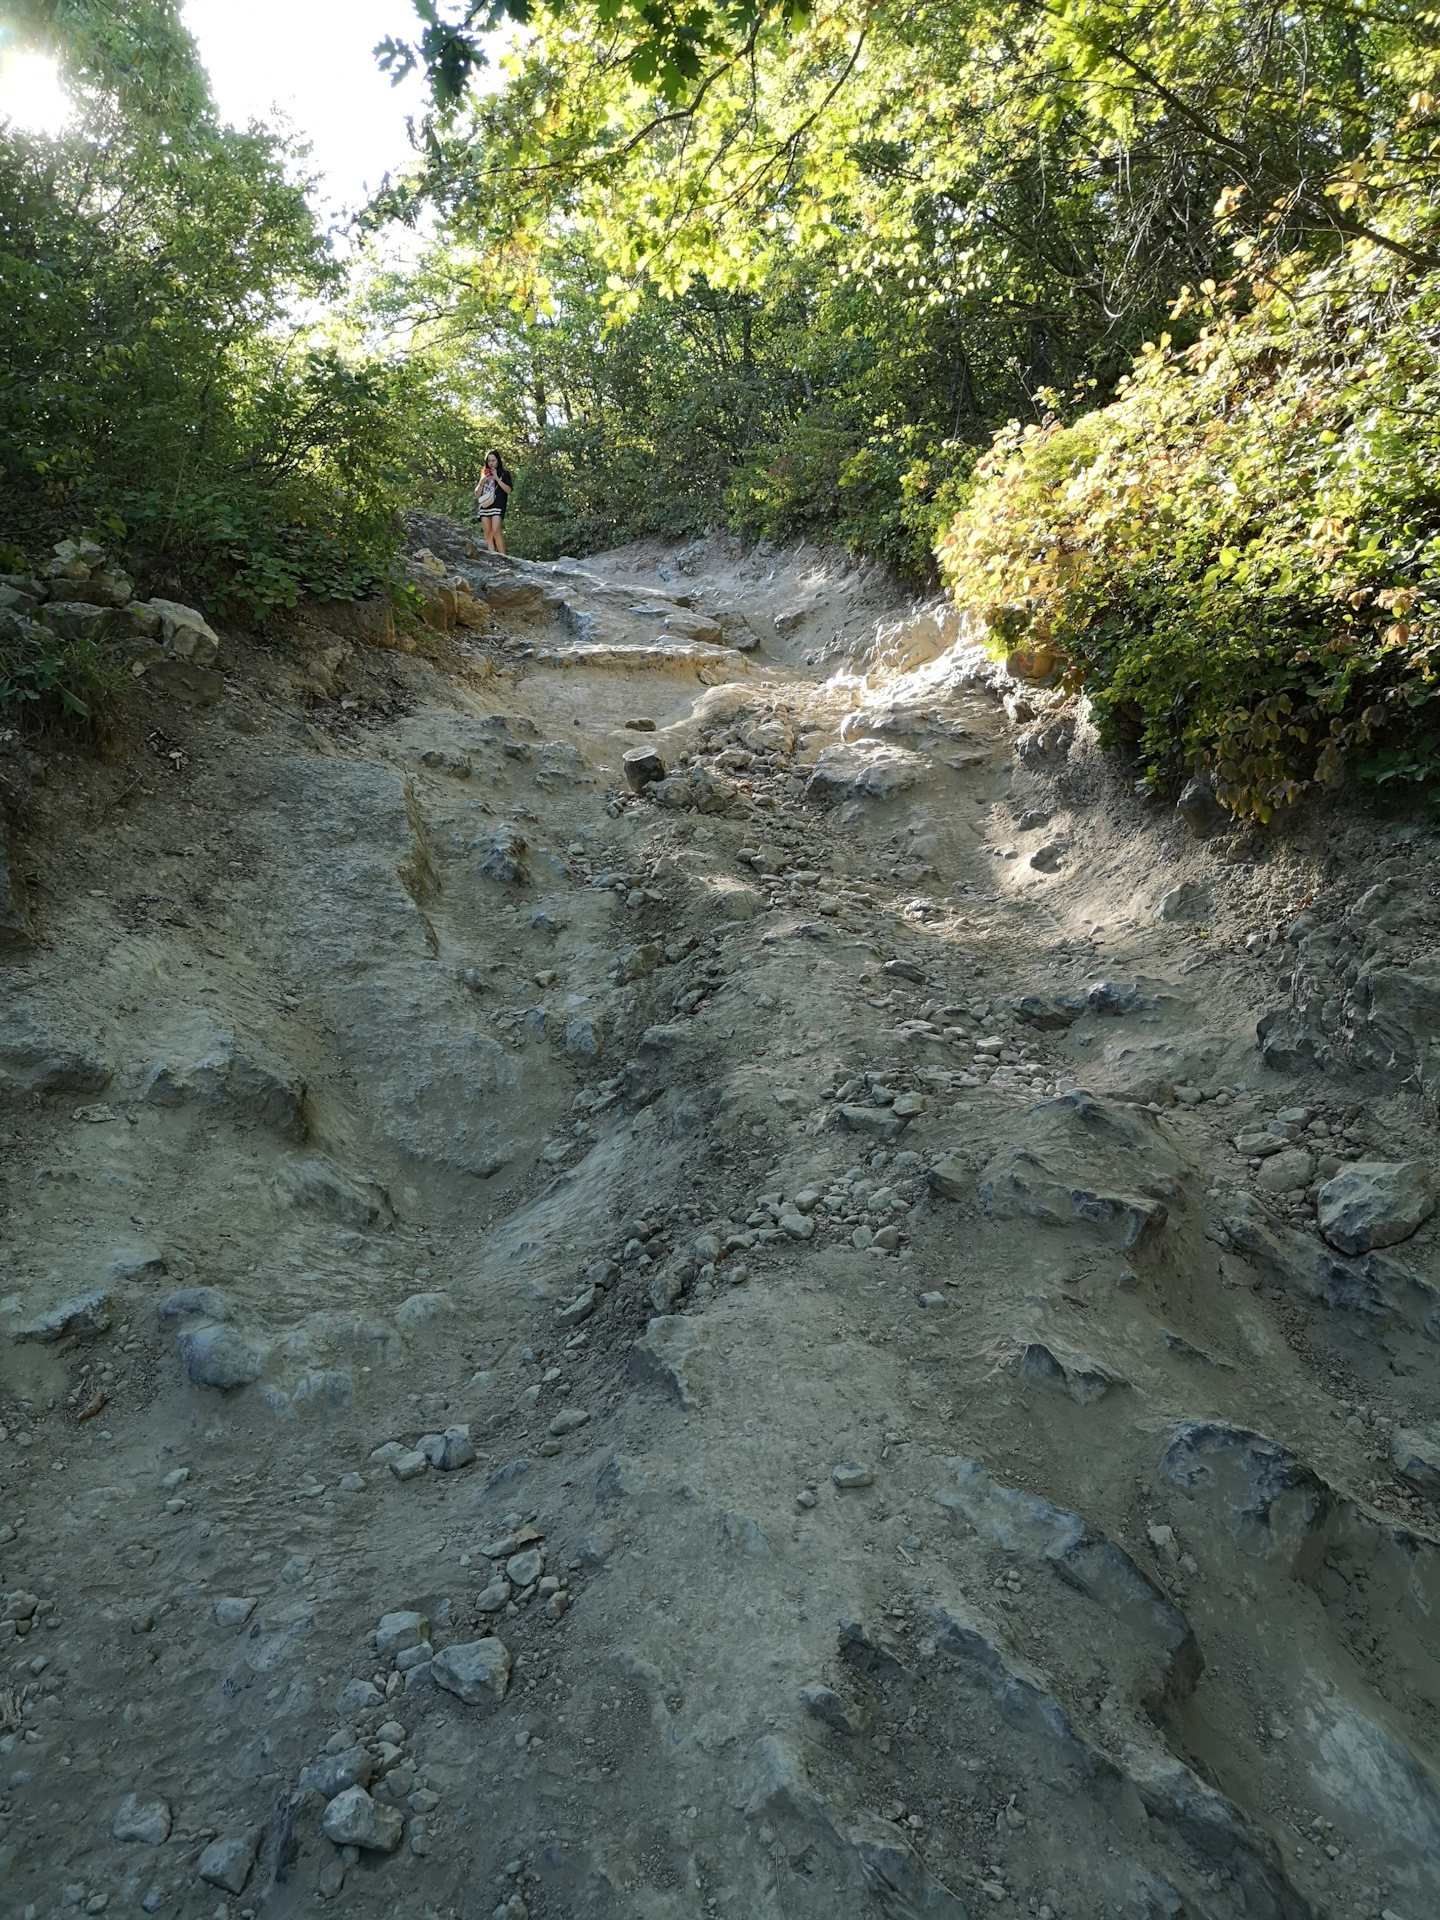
<box><xmin>1316</xmin><ymin>1160</ymin><xmax>1435</xmax><ymax>1254</ymax></box>
<box><xmin>12</xmin><ymin>1291</ymin><xmax>113</xmax><ymax>1345</ymax></box>
<box><xmin>806</xmin><ymin>742</ymin><xmax>925</xmax><ymax>802</ymax></box>
<box><xmin>142</xmin><ymin>1022</ymin><xmax>306</xmax><ymax>1139</ymax></box>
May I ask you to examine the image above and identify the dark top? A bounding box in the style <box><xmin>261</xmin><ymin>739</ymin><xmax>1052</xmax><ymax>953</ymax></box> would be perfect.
<box><xmin>477</xmin><ymin>464</ymin><xmax>513</xmax><ymax>516</ymax></box>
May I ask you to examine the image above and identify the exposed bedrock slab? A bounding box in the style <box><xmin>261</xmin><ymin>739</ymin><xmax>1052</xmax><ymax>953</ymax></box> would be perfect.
<box><xmin>0</xmin><ymin>1007</ymin><xmax>110</xmax><ymax>1095</ymax></box>
<box><xmin>141</xmin><ymin>1016</ymin><xmax>306</xmax><ymax>1139</ymax></box>
<box><xmin>1222</xmin><ymin>1192</ymin><xmax>1440</xmax><ymax>1341</ymax></box>
<box><xmin>934</xmin><ymin>1456</ymin><xmax>1201</xmax><ymax>1711</ymax></box>
<box><xmin>1163</xmin><ymin>1420</ymin><xmax>1329</xmax><ymax>1570</ymax></box>
<box><xmin>806</xmin><ymin>740</ymin><xmax>927</xmax><ymax>801</ymax></box>
<box><xmin>834</xmin><ymin>1606</ymin><xmax>1302</xmax><ymax>1918</ymax></box>
<box><xmin>979</xmin><ymin>1089</ymin><xmax>1186</xmax><ymax>1249</ymax></box>
<box><xmin>247</xmin><ymin>756</ymin><xmax>527</xmax><ymax>1175</ymax></box>
<box><xmin>1017</xmin><ymin>1339</ymin><xmax>1126</xmax><ymax>1403</ymax></box>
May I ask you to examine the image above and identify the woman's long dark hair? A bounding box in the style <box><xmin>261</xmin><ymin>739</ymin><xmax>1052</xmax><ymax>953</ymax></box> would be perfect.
<box><xmin>486</xmin><ymin>448</ymin><xmax>513</xmax><ymax>486</ymax></box>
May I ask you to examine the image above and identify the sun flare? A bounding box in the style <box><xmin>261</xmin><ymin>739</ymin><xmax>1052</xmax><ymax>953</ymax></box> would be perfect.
<box><xmin>0</xmin><ymin>48</ymin><xmax>74</xmax><ymax>138</ymax></box>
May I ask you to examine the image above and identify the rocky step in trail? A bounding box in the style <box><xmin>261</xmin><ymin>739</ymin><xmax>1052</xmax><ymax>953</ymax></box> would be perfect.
<box><xmin>3</xmin><ymin>518</ymin><xmax>1439</xmax><ymax>1920</ymax></box>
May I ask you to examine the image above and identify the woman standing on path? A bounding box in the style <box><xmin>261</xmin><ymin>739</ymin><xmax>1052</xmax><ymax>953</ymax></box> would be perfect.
<box><xmin>474</xmin><ymin>449</ymin><xmax>513</xmax><ymax>554</ymax></box>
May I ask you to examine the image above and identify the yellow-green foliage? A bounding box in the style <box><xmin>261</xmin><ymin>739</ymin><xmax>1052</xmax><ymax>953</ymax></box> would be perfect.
<box><xmin>939</xmin><ymin>196</ymin><xmax>1440</xmax><ymax>819</ymax></box>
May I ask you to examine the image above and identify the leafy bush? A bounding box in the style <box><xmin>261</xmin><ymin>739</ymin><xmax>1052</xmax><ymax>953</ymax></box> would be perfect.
<box><xmin>939</xmin><ymin>190</ymin><xmax>1440</xmax><ymax>818</ymax></box>
<box><xmin>0</xmin><ymin>30</ymin><xmax>487</xmax><ymax>630</ymax></box>
<box><xmin>727</xmin><ymin>421</ymin><xmax>859</xmax><ymax>544</ymax></box>
<box><xmin>0</xmin><ymin>613</ymin><xmax>116</xmax><ymax>723</ymax></box>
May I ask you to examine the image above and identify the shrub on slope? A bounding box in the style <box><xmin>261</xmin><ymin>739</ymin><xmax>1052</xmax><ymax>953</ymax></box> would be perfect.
<box><xmin>939</xmin><ymin>191</ymin><xmax>1440</xmax><ymax>819</ymax></box>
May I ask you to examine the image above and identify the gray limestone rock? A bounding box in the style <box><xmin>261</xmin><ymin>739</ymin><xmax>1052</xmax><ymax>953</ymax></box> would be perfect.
<box><xmin>1390</xmin><ymin>1426</ymin><xmax>1440</xmax><ymax>1494</ymax></box>
<box><xmin>419</xmin><ymin>1425</ymin><xmax>475</xmax><ymax>1471</ymax></box>
<box><xmin>1218</xmin><ymin>1191</ymin><xmax>1440</xmax><ymax>1334</ymax></box>
<box><xmin>339</xmin><ymin>1679</ymin><xmax>383</xmax><ymax>1712</ymax></box>
<box><xmin>432</xmin><ymin>1636</ymin><xmax>512</xmax><ymax>1706</ymax></box>
<box><xmin>143</xmin><ymin>1022</ymin><xmax>305</xmax><ymax>1139</ymax></box>
<box><xmin>273</xmin><ymin>1153</ymin><xmax>389</xmax><ymax>1225</ymax></box>
<box><xmin>832</xmin><ymin>1463</ymin><xmax>874</xmax><ymax>1490</ymax></box>
<box><xmin>650</xmin><ymin>776</ymin><xmax>694</xmax><ymax>809</ymax></box>
<box><xmin>807</xmin><ymin>742</ymin><xmax>925</xmax><ymax>802</ymax></box>
<box><xmin>142</xmin><ymin>598</ymin><xmax>220</xmax><ymax>667</ymax></box>
<box><xmin>1009</xmin><ymin>992</ymin><xmax>1084</xmax><ymax>1030</ymax></box>
<box><xmin>622</xmin><ymin>744</ymin><xmax>666</xmax><ymax>791</ymax></box>
<box><xmin>979</xmin><ymin>1089</ymin><xmax>1179</xmax><ymax>1250</ymax></box>
<box><xmin>157</xmin><ymin>1287</ymin><xmax>235</xmax><ymax>1325</ymax></box>
<box><xmin>563</xmin><ymin>1015</ymin><xmax>603</xmax><ymax>1058</ymax></box>
<box><xmin>556</xmin><ymin>1286</ymin><xmax>596</xmax><ymax>1328</ymax></box>
<box><xmin>300</xmin><ymin>1747</ymin><xmax>373</xmax><ymax>1799</ymax></box>
<box><xmin>1158</xmin><ymin>880</ymin><xmax>1209</xmax><ymax>923</ymax></box>
<box><xmin>506</xmin><ymin>1548</ymin><xmax>544</xmax><ymax>1586</ymax></box>
<box><xmin>176</xmin><ymin>1323</ymin><xmax>269</xmax><ymax>1390</ymax></box>
<box><xmin>801</xmin><ymin>1684</ymin><xmax>868</xmax><ymax>1736</ymax></box>
<box><xmin>1018</xmin><ymin>1341</ymin><xmax>1126</xmax><ymax>1404</ymax></box>
<box><xmin>1316</xmin><ymin>1159</ymin><xmax>1435</xmax><ymax>1254</ymax></box>
<box><xmin>926</xmin><ymin>1155</ymin><xmax>968</xmax><ymax>1201</ymax></box>
<box><xmin>321</xmin><ymin>1786</ymin><xmax>404</xmax><ymax>1852</ymax></box>
<box><xmin>0</xmin><ymin>1010</ymin><xmax>110</xmax><ymax>1095</ymax></box>
<box><xmin>1162</xmin><ymin>1420</ymin><xmax>1326</xmax><ymax>1570</ymax></box>
<box><xmin>1176</xmin><ymin>778</ymin><xmax>1230</xmax><ymax>838</ymax></box>
<box><xmin>627</xmin><ymin>1315</ymin><xmax>701</xmax><ymax>1408</ymax></box>
<box><xmin>197</xmin><ymin>1832</ymin><xmax>258</xmax><ymax>1894</ymax></box>
<box><xmin>113</xmin><ymin>1795</ymin><xmax>172</xmax><ymax>1845</ymax></box>
<box><xmin>12</xmin><ymin>1291</ymin><xmax>112</xmax><ymax>1345</ymax></box>
<box><xmin>1256</xmin><ymin>1147</ymin><xmax>1315</xmax><ymax>1193</ymax></box>
<box><xmin>935</xmin><ymin>1456</ymin><xmax>1200</xmax><ymax>1710</ymax></box>
<box><xmin>376</xmin><ymin>1610</ymin><xmax>429</xmax><ymax>1658</ymax></box>
<box><xmin>848</xmin><ymin>1814</ymin><xmax>971</xmax><ymax>1919</ymax></box>
<box><xmin>835</xmin><ymin>1103</ymin><xmax>908</xmax><ymax>1144</ymax></box>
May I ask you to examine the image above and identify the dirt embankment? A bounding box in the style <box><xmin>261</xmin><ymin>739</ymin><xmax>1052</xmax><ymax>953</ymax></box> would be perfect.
<box><xmin>2</xmin><ymin>519</ymin><xmax>1439</xmax><ymax>1920</ymax></box>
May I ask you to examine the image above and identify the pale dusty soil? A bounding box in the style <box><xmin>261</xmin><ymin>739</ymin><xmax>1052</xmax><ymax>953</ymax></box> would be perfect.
<box><xmin>2</xmin><ymin>521</ymin><xmax>1438</xmax><ymax>1920</ymax></box>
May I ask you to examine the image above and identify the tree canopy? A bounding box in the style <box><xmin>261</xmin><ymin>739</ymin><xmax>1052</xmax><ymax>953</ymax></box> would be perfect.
<box><xmin>6</xmin><ymin>0</ymin><xmax>1440</xmax><ymax>812</ymax></box>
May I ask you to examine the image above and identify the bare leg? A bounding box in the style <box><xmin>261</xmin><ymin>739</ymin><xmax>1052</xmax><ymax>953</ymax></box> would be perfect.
<box><xmin>494</xmin><ymin>522</ymin><xmax>507</xmax><ymax>556</ymax></box>
<box><xmin>482</xmin><ymin>518</ymin><xmax>498</xmax><ymax>552</ymax></box>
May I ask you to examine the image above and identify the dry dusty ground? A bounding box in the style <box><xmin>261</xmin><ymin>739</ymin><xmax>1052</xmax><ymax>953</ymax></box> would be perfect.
<box><xmin>3</xmin><ymin>520</ymin><xmax>1440</xmax><ymax>1920</ymax></box>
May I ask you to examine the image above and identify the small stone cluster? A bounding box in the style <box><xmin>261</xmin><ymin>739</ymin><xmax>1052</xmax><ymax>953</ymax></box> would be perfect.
<box><xmin>0</xmin><ymin>537</ymin><xmax>223</xmax><ymax>697</ymax></box>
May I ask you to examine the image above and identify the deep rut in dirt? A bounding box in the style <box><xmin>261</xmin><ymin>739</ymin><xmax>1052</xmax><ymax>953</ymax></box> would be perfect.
<box><xmin>3</xmin><ymin>521</ymin><xmax>1439</xmax><ymax>1920</ymax></box>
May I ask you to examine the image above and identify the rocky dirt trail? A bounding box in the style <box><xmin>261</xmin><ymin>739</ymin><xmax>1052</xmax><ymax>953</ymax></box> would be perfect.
<box><xmin>3</xmin><ymin>519</ymin><xmax>1440</xmax><ymax>1920</ymax></box>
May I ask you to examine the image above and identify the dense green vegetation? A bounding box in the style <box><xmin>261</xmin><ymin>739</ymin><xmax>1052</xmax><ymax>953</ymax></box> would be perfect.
<box><xmin>0</xmin><ymin>0</ymin><xmax>480</xmax><ymax>630</ymax></box>
<box><xmin>383</xmin><ymin>0</ymin><xmax>1440</xmax><ymax>813</ymax></box>
<box><xmin>940</xmin><ymin>186</ymin><xmax>1440</xmax><ymax>820</ymax></box>
<box><xmin>6</xmin><ymin>0</ymin><xmax>1440</xmax><ymax>812</ymax></box>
